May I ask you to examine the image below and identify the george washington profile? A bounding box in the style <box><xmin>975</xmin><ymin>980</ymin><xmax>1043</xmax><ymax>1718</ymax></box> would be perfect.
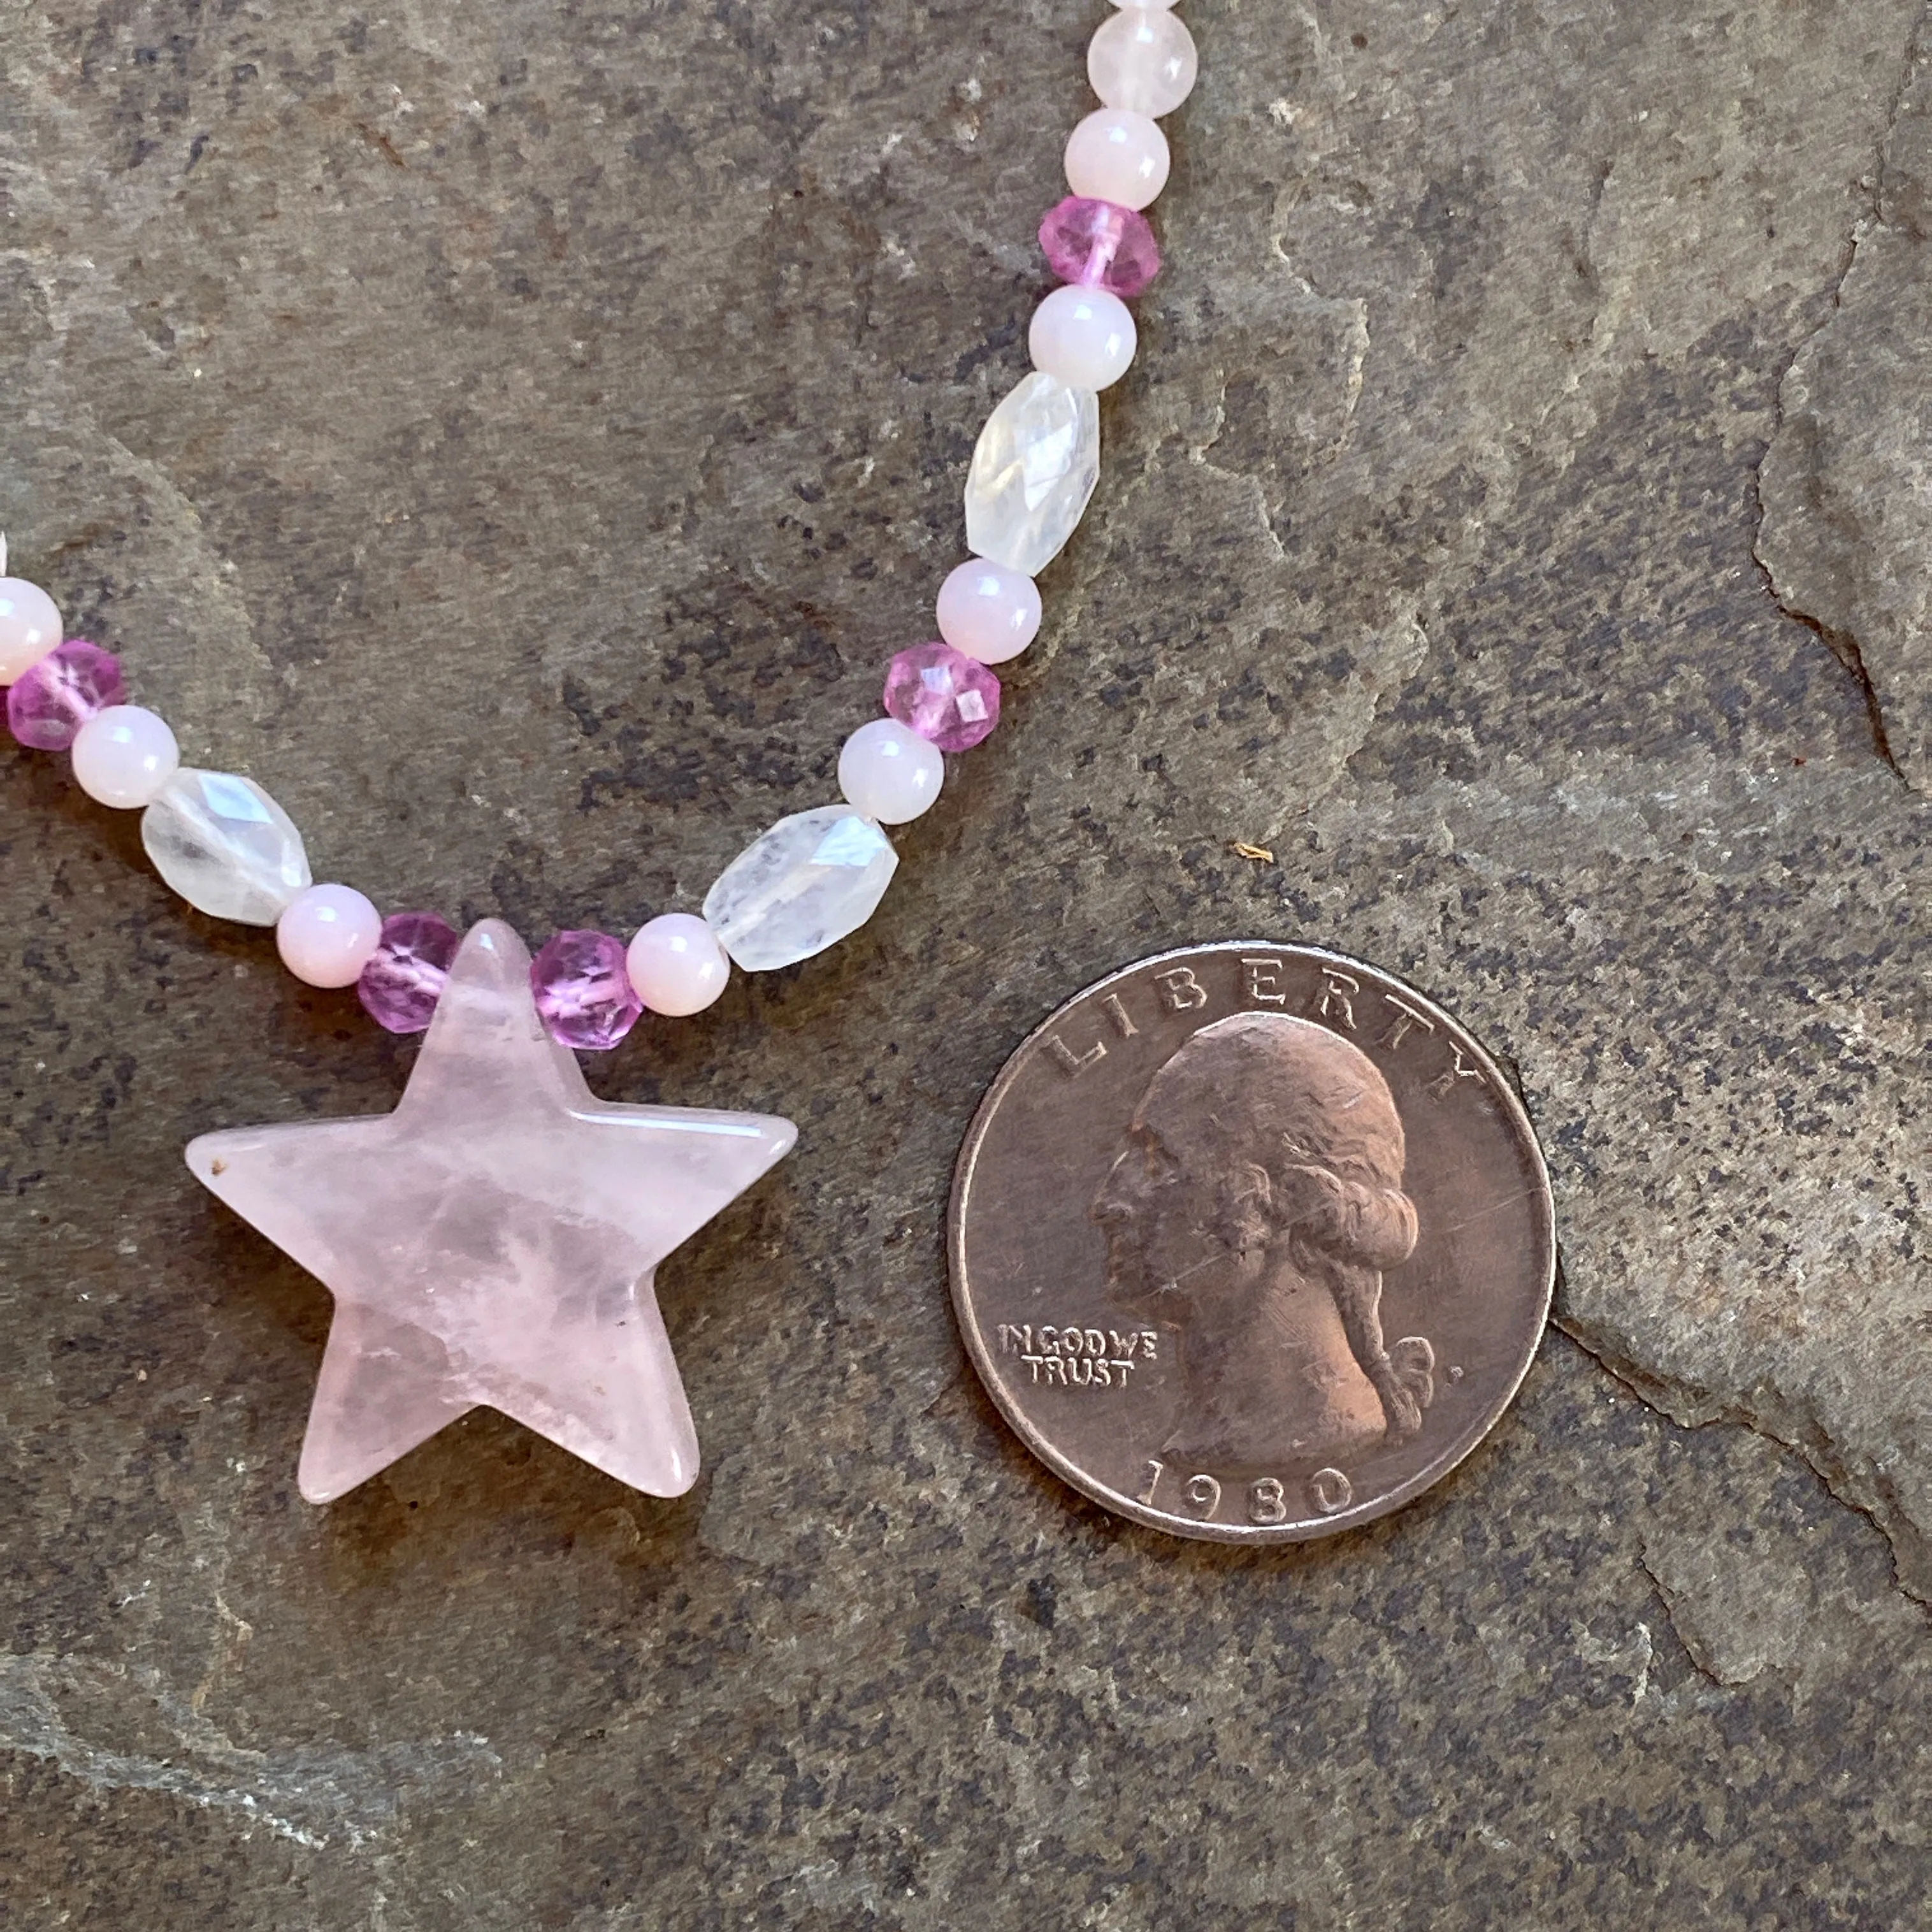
<box><xmin>1091</xmin><ymin>1011</ymin><xmax>1433</xmax><ymax>1471</ymax></box>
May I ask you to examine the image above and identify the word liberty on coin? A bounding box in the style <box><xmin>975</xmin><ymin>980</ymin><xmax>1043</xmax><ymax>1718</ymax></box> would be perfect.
<box><xmin>949</xmin><ymin>944</ymin><xmax>1555</xmax><ymax>1544</ymax></box>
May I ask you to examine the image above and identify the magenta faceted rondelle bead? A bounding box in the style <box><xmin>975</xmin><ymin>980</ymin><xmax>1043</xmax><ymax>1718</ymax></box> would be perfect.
<box><xmin>357</xmin><ymin>911</ymin><xmax>461</xmax><ymax>1034</ymax></box>
<box><xmin>6</xmin><ymin>640</ymin><xmax>126</xmax><ymax>751</ymax></box>
<box><xmin>1039</xmin><ymin>196</ymin><xmax>1161</xmax><ymax>298</ymax></box>
<box><xmin>883</xmin><ymin>641</ymin><xmax>1002</xmax><ymax>752</ymax></box>
<box><xmin>531</xmin><ymin>929</ymin><xmax>642</xmax><ymax>1051</ymax></box>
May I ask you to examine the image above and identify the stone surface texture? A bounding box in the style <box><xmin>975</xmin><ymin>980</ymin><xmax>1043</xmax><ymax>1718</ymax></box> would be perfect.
<box><xmin>3</xmin><ymin>0</ymin><xmax>1931</xmax><ymax>1926</ymax></box>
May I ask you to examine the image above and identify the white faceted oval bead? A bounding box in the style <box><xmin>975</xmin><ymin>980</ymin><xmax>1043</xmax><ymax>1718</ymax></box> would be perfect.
<box><xmin>1030</xmin><ymin>285</ymin><xmax>1137</xmax><ymax>391</ymax></box>
<box><xmin>1065</xmin><ymin>109</ymin><xmax>1169</xmax><ymax>210</ymax></box>
<box><xmin>141</xmin><ymin>767</ymin><xmax>313</xmax><ymax>925</ymax></box>
<box><xmin>703</xmin><ymin>805</ymin><xmax>898</xmax><ymax>972</ymax></box>
<box><xmin>964</xmin><ymin>371</ymin><xmax>1102</xmax><ymax>577</ymax></box>
<box><xmin>838</xmin><ymin>717</ymin><xmax>944</xmax><ymax>824</ymax></box>
<box><xmin>1088</xmin><ymin>6</ymin><xmax>1197</xmax><ymax>117</ymax></box>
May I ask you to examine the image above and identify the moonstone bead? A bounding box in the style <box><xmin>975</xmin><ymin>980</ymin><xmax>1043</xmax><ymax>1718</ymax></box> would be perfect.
<box><xmin>278</xmin><ymin>884</ymin><xmax>384</xmax><ymax>988</ymax></box>
<box><xmin>1040</xmin><ymin>196</ymin><xmax>1162</xmax><ymax>298</ymax></box>
<box><xmin>358</xmin><ymin>911</ymin><xmax>461</xmax><ymax>1033</ymax></box>
<box><xmin>626</xmin><ymin>912</ymin><xmax>731</xmax><ymax>1017</ymax></box>
<box><xmin>1064</xmin><ymin>109</ymin><xmax>1170</xmax><ymax>210</ymax></box>
<box><xmin>838</xmin><ymin>717</ymin><xmax>945</xmax><ymax>824</ymax></box>
<box><xmin>703</xmin><ymin>806</ymin><xmax>898</xmax><ymax>972</ymax></box>
<box><xmin>0</xmin><ymin>579</ymin><xmax>62</xmax><ymax>684</ymax></box>
<box><xmin>531</xmin><ymin>930</ymin><xmax>643</xmax><ymax>1051</ymax></box>
<box><xmin>964</xmin><ymin>371</ymin><xmax>1102</xmax><ymax>577</ymax></box>
<box><xmin>140</xmin><ymin>767</ymin><xmax>312</xmax><ymax>923</ymax></box>
<box><xmin>7</xmin><ymin>640</ymin><xmax>126</xmax><ymax>751</ymax></box>
<box><xmin>883</xmin><ymin>642</ymin><xmax>1001</xmax><ymax>751</ymax></box>
<box><xmin>935</xmin><ymin>560</ymin><xmax>1042</xmax><ymax>665</ymax></box>
<box><xmin>1088</xmin><ymin>6</ymin><xmax>1197</xmax><ymax>117</ymax></box>
<box><xmin>71</xmin><ymin>704</ymin><xmax>180</xmax><ymax>808</ymax></box>
<box><xmin>1030</xmin><ymin>285</ymin><xmax>1137</xmax><ymax>391</ymax></box>
<box><xmin>1110</xmin><ymin>0</ymin><xmax>1179</xmax><ymax>10</ymax></box>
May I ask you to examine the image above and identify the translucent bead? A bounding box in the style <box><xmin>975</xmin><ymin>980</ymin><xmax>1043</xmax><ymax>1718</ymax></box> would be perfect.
<box><xmin>1063</xmin><ymin>109</ymin><xmax>1170</xmax><ymax>212</ymax></box>
<box><xmin>7</xmin><ymin>640</ymin><xmax>126</xmax><ymax>751</ymax></box>
<box><xmin>531</xmin><ymin>930</ymin><xmax>643</xmax><ymax>1051</ymax></box>
<box><xmin>1040</xmin><ymin>196</ymin><xmax>1162</xmax><ymax>298</ymax></box>
<box><xmin>277</xmin><ymin>884</ymin><xmax>383</xmax><ymax>988</ymax></box>
<box><xmin>358</xmin><ymin>911</ymin><xmax>460</xmax><ymax>1033</ymax></box>
<box><xmin>838</xmin><ymin>717</ymin><xmax>944</xmax><ymax>824</ymax></box>
<box><xmin>71</xmin><ymin>704</ymin><xmax>180</xmax><ymax>808</ymax></box>
<box><xmin>141</xmin><ymin>767</ymin><xmax>312</xmax><ymax>925</ymax></box>
<box><xmin>935</xmin><ymin>559</ymin><xmax>1042</xmax><ymax>665</ymax></box>
<box><xmin>0</xmin><ymin>579</ymin><xmax>62</xmax><ymax>684</ymax></box>
<box><xmin>1088</xmin><ymin>7</ymin><xmax>1197</xmax><ymax>117</ymax></box>
<box><xmin>965</xmin><ymin>371</ymin><xmax>1102</xmax><ymax>577</ymax></box>
<box><xmin>1110</xmin><ymin>0</ymin><xmax>1179</xmax><ymax>10</ymax></box>
<box><xmin>703</xmin><ymin>806</ymin><xmax>898</xmax><ymax>972</ymax></box>
<box><xmin>883</xmin><ymin>641</ymin><xmax>1002</xmax><ymax>751</ymax></box>
<box><xmin>626</xmin><ymin>912</ymin><xmax>730</xmax><ymax>1016</ymax></box>
<box><xmin>1030</xmin><ymin>285</ymin><xmax>1137</xmax><ymax>391</ymax></box>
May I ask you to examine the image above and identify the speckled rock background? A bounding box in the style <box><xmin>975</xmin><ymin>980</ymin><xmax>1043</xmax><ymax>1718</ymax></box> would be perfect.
<box><xmin>3</xmin><ymin>0</ymin><xmax>1931</xmax><ymax>1924</ymax></box>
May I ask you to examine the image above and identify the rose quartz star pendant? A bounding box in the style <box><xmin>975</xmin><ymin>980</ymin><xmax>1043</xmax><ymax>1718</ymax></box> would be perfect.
<box><xmin>185</xmin><ymin>919</ymin><xmax>796</xmax><ymax>1503</ymax></box>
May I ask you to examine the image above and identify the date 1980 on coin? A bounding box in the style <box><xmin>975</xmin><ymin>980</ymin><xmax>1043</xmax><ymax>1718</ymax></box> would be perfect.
<box><xmin>948</xmin><ymin>943</ymin><xmax>1556</xmax><ymax>1545</ymax></box>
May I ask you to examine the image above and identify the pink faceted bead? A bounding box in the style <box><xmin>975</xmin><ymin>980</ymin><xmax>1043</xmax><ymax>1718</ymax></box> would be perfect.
<box><xmin>6</xmin><ymin>640</ymin><xmax>126</xmax><ymax>751</ymax></box>
<box><xmin>358</xmin><ymin>911</ymin><xmax>461</xmax><ymax>1034</ymax></box>
<box><xmin>1040</xmin><ymin>196</ymin><xmax>1161</xmax><ymax>298</ymax></box>
<box><xmin>883</xmin><ymin>642</ymin><xmax>1002</xmax><ymax>752</ymax></box>
<box><xmin>531</xmin><ymin>930</ymin><xmax>642</xmax><ymax>1051</ymax></box>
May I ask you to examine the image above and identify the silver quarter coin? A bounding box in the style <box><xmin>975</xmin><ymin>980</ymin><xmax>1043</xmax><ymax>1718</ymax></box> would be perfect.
<box><xmin>948</xmin><ymin>942</ymin><xmax>1556</xmax><ymax>1543</ymax></box>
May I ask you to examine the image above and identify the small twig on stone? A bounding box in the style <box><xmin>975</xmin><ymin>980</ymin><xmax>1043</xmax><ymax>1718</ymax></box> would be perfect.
<box><xmin>1230</xmin><ymin>840</ymin><xmax>1274</xmax><ymax>863</ymax></box>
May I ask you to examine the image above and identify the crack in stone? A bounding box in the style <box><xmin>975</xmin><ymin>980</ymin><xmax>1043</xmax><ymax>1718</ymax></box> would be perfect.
<box><xmin>1782</xmin><ymin>605</ymin><xmax>1903</xmax><ymax>777</ymax></box>
<box><xmin>1749</xmin><ymin>350</ymin><xmax>1906</xmax><ymax>781</ymax></box>
<box><xmin>1631</xmin><ymin>1550</ymin><xmax>1732</xmax><ymax>1692</ymax></box>
<box><xmin>1751</xmin><ymin>3</ymin><xmax>1929</xmax><ymax>786</ymax></box>
<box><xmin>1557</xmin><ymin>1313</ymin><xmax>1932</xmax><ymax>1615</ymax></box>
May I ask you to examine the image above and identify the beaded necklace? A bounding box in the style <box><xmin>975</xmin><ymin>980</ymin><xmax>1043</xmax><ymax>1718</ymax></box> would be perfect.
<box><xmin>1</xmin><ymin>1</ymin><xmax>1198</xmax><ymax>1503</ymax></box>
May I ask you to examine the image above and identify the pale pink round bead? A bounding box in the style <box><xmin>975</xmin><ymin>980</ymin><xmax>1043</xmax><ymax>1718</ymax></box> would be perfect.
<box><xmin>626</xmin><ymin>912</ymin><xmax>730</xmax><ymax>1017</ymax></box>
<box><xmin>1030</xmin><ymin>285</ymin><xmax>1137</xmax><ymax>390</ymax></box>
<box><xmin>71</xmin><ymin>704</ymin><xmax>180</xmax><ymax>808</ymax></box>
<box><xmin>1063</xmin><ymin>110</ymin><xmax>1171</xmax><ymax>212</ymax></box>
<box><xmin>1109</xmin><ymin>0</ymin><xmax>1179</xmax><ymax>10</ymax></box>
<box><xmin>0</xmin><ymin>578</ymin><xmax>63</xmax><ymax>684</ymax></box>
<box><xmin>839</xmin><ymin>717</ymin><xmax>944</xmax><ymax>824</ymax></box>
<box><xmin>1088</xmin><ymin>6</ymin><xmax>1198</xmax><ymax>118</ymax></box>
<box><xmin>277</xmin><ymin>884</ymin><xmax>384</xmax><ymax>988</ymax></box>
<box><xmin>936</xmin><ymin>560</ymin><xmax>1042</xmax><ymax>665</ymax></box>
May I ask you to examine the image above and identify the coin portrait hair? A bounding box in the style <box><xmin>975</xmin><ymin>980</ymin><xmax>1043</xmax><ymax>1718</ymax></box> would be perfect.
<box><xmin>1099</xmin><ymin>1011</ymin><xmax>1436</xmax><ymax>1460</ymax></box>
<box><xmin>1200</xmin><ymin>1013</ymin><xmax>1432</xmax><ymax>1438</ymax></box>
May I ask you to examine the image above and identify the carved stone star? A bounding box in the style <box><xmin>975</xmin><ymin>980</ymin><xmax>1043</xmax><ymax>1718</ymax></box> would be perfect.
<box><xmin>187</xmin><ymin>919</ymin><xmax>796</xmax><ymax>1503</ymax></box>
